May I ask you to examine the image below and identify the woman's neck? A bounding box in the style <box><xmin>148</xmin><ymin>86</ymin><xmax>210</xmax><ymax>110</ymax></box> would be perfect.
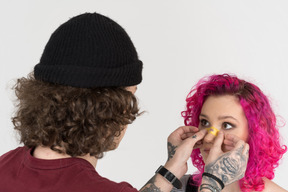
<box><xmin>32</xmin><ymin>146</ymin><xmax>98</xmax><ymax>168</ymax></box>
<box><xmin>221</xmin><ymin>181</ymin><xmax>241</xmax><ymax>192</ymax></box>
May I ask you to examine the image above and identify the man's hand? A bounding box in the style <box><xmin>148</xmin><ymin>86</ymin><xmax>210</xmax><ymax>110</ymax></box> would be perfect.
<box><xmin>204</xmin><ymin>132</ymin><xmax>249</xmax><ymax>187</ymax></box>
<box><xmin>164</xmin><ymin>126</ymin><xmax>207</xmax><ymax>179</ymax></box>
<box><xmin>140</xmin><ymin>126</ymin><xmax>207</xmax><ymax>192</ymax></box>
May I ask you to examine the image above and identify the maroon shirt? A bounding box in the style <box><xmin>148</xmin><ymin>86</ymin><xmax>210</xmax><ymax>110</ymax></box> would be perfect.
<box><xmin>0</xmin><ymin>147</ymin><xmax>138</xmax><ymax>192</ymax></box>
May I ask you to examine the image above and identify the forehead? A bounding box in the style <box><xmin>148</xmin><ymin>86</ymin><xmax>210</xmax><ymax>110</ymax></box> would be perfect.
<box><xmin>201</xmin><ymin>94</ymin><xmax>245</xmax><ymax>117</ymax></box>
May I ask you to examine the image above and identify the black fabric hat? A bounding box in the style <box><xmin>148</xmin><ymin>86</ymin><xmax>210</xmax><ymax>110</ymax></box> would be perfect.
<box><xmin>34</xmin><ymin>12</ymin><xmax>143</xmax><ymax>88</ymax></box>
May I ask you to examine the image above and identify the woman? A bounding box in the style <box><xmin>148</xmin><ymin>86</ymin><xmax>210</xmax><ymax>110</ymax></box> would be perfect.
<box><xmin>181</xmin><ymin>74</ymin><xmax>287</xmax><ymax>192</ymax></box>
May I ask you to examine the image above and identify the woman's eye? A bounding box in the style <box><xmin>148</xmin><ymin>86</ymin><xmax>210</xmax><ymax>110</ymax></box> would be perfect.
<box><xmin>223</xmin><ymin>122</ymin><xmax>234</xmax><ymax>130</ymax></box>
<box><xmin>200</xmin><ymin>119</ymin><xmax>210</xmax><ymax>127</ymax></box>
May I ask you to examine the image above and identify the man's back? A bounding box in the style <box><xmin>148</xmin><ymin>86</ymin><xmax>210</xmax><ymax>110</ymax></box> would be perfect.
<box><xmin>0</xmin><ymin>147</ymin><xmax>138</xmax><ymax>192</ymax></box>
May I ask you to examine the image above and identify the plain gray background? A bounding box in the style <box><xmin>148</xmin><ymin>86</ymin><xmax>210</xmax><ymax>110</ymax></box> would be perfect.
<box><xmin>0</xmin><ymin>0</ymin><xmax>287</xmax><ymax>190</ymax></box>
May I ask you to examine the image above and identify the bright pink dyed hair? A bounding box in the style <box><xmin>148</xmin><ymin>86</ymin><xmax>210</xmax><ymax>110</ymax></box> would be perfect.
<box><xmin>182</xmin><ymin>74</ymin><xmax>287</xmax><ymax>192</ymax></box>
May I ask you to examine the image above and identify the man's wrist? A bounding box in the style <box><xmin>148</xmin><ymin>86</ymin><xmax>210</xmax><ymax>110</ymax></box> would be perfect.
<box><xmin>202</xmin><ymin>172</ymin><xmax>224</xmax><ymax>189</ymax></box>
<box><xmin>201</xmin><ymin>176</ymin><xmax>222</xmax><ymax>192</ymax></box>
<box><xmin>155</xmin><ymin>165</ymin><xmax>182</xmax><ymax>189</ymax></box>
<box><xmin>163</xmin><ymin>161</ymin><xmax>185</xmax><ymax>179</ymax></box>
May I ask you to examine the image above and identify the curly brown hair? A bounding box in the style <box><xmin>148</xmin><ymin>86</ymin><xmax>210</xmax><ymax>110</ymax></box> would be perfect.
<box><xmin>12</xmin><ymin>73</ymin><xmax>141</xmax><ymax>158</ymax></box>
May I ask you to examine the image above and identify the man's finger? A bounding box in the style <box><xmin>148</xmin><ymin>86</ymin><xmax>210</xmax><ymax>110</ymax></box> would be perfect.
<box><xmin>181</xmin><ymin>132</ymin><xmax>196</xmax><ymax>140</ymax></box>
<box><xmin>188</xmin><ymin>128</ymin><xmax>207</xmax><ymax>142</ymax></box>
<box><xmin>173</xmin><ymin>126</ymin><xmax>199</xmax><ymax>136</ymax></box>
<box><xmin>226</xmin><ymin>133</ymin><xmax>242</xmax><ymax>146</ymax></box>
<box><xmin>223</xmin><ymin>145</ymin><xmax>234</xmax><ymax>152</ymax></box>
<box><xmin>233</xmin><ymin>137</ymin><xmax>246</xmax><ymax>150</ymax></box>
<box><xmin>243</xmin><ymin>143</ymin><xmax>250</xmax><ymax>156</ymax></box>
<box><xmin>209</xmin><ymin>131</ymin><xmax>224</xmax><ymax>155</ymax></box>
<box><xmin>223</xmin><ymin>139</ymin><xmax>234</xmax><ymax>146</ymax></box>
<box><xmin>177</xmin><ymin>126</ymin><xmax>199</xmax><ymax>140</ymax></box>
<box><xmin>168</xmin><ymin>126</ymin><xmax>199</xmax><ymax>143</ymax></box>
<box><xmin>182</xmin><ymin>126</ymin><xmax>199</xmax><ymax>134</ymax></box>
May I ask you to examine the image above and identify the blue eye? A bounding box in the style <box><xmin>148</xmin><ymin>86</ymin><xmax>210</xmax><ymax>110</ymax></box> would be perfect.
<box><xmin>200</xmin><ymin>119</ymin><xmax>210</xmax><ymax>127</ymax></box>
<box><xmin>223</xmin><ymin>122</ymin><xmax>234</xmax><ymax>130</ymax></box>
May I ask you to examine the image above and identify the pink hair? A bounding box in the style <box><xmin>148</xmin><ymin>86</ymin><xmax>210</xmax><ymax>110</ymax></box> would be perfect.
<box><xmin>182</xmin><ymin>74</ymin><xmax>287</xmax><ymax>192</ymax></box>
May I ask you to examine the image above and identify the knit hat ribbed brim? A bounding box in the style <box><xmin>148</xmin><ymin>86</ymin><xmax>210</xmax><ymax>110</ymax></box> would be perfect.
<box><xmin>34</xmin><ymin>12</ymin><xmax>143</xmax><ymax>88</ymax></box>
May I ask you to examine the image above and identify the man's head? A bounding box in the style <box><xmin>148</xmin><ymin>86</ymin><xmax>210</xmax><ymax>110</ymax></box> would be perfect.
<box><xmin>13</xmin><ymin>12</ymin><xmax>143</xmax><ymax>158</ymax></box>
<box><xmin>34</xmin><ymin>12</ymin><xmax>142</xmax><ymax>88</ymax></box>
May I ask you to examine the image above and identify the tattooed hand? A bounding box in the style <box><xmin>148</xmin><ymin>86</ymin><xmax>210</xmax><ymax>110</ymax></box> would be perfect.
<box><xmin>140</xmin><ymin>126</ymin><xmax>207</xmax><ymax>192</ymax></box>
<box><xmin>204</xmin><ymin>132</ymin><xmax>249</xmax><ymax>187</ymax></box>
<box><xmin>167</xmin><ymin>126</ymin><xmax>204</xmax><ymax>161</ymax></box>
<box><xmin>165</xmin><ymin>126</ymin><xmax>207</xmax><ymax>178</ymax></box>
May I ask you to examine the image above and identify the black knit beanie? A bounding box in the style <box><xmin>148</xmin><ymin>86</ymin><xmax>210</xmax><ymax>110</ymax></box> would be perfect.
<box><xmin>34</xmin><ymin>12</ymin><xmax>143</xmax><ymax>88</ymax></box>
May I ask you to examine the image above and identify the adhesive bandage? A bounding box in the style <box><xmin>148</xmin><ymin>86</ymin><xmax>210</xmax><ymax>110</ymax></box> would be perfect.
<box><xmin>206</xmin><ymin>126</ymin><xmax>219</xmax><ymax>136</ymax></box>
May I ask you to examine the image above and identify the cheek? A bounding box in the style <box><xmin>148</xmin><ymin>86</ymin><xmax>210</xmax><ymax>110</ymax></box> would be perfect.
<box><xmin>237</xmin><ymin>125</ymin><xmax>249</xmax><ymax>142</ymax></box>
<box><xmin>222</xmin><ymin>126</ymin><xmax>249</xmax><ymax>152</ymax></box>
<box><xmin>226</xmin><ymin>125</ymin><xmax>249</xmax><ymax>142</ymax></box>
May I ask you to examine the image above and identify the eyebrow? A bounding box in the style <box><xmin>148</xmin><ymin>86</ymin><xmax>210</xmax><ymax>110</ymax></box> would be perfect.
<box><xmin>218</xmin><ymin>115</ymin><xmax>239</xmax><ymax>123</ymax></box>
<box><xmin>199</xmin><ymin>114</ymin><xmax>239</xmax><ymax>123</ymax></box>
<box><xmin>199</xmin><ymin>114</ymin><xmax>209</xmax><ymax>119</ymax></box>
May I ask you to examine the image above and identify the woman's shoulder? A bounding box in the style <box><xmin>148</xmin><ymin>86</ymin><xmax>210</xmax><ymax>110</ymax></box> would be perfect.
<box><xmin>261</xmin><ymin>177</ymin><xmax>287</xmax><ymax>192</ymax></box>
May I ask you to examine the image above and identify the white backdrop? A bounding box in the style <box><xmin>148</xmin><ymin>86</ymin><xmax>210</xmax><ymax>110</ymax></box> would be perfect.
<box><xmin>0</xmin><ymin>0</ymin><xmax>288</xmax><ymax>190</ymax></box>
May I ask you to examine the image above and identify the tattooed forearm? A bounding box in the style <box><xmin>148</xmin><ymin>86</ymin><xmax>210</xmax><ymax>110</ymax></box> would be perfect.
<box><xmin>140</xmin><ymin>184</ymin><xmax>162</xmax><ymax>192</ymax></box>
<box><xmin>143</xmin><ymin>175</ymin><xmax>157</xmax><ymax>187</ymax></box>
<box><xmin>140</xmin><ymin>142</ymin><xmax>178</xmax><ymax>191</ymax></box>
<box><xmin>204</xmin><ymin>144</ymin><xmax>248</xmax><ymax>186</ymax></box>
<box><xmin>167</xmin><ymin>142</ymin><xmax>177</xmax><ymax>161</ymax></box>
<box><xmin>140</xmin><ymin>176</ymin><xmax>163</xmax><ymax>192</ymax></box>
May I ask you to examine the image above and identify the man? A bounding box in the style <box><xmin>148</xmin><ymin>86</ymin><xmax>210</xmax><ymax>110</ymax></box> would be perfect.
<box><xmin>0</xmin><ymin>12</ymin><xmax>248</xmax><ymax>192</ymax></box>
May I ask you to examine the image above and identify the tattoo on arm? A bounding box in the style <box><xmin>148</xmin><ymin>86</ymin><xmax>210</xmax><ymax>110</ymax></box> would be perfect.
<box><xmin>140</xmin><ymin>176</ymin><xmax>163</xmax><ymax>192</ymax></box>
<box><xmin>204</xmin><ymin>144</ymin><xmax>248</xmax><ymax>186</ymax></box>
<box><xmin>167</xmin><ymin>142</ymin><xmax>177</xmax><ymax>161</ymax></box>
<box><xmin>200</xmin><ymin>177</ymin><xmax>221</xmax><ymax>192</ymax></box>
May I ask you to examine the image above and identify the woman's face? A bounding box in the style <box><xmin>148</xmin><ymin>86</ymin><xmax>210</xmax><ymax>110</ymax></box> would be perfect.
<box><xmin>199</xmin><ymin>94</ymin><xmax>249</xmax><ymax>163</ymax></box>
